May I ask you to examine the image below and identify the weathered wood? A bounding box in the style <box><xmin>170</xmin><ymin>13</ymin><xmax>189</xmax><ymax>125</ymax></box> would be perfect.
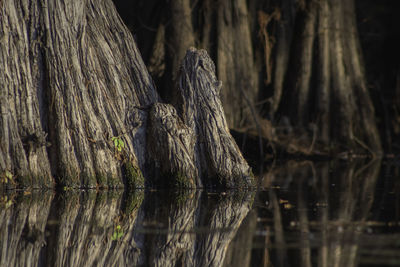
<box><xmin>1</xmin><ymin>0</ymin><xmax>160</xmax><ymax>188</ymax></box>
<box><xmin>174</xmin><ymin>48</ymin><xmax>255</xmax><ymax>188</ymax></box>
<box><xmin>1</xmin><ymin>0</ymin><xmax>254</xmax><ymax>189</ymax></box>
<box><xmin>147</xmin><ymin>48</ymin><xmax>255</xmax><ymax>188</ymax></box>
<box><xmin>41</xmin><ymin>0</ymin><xmax>158</xmax><ymax>188</ymax></box>
<box><xmin>147</xmin><ymin>103</ymin><xmax>197</xmax><ymax>188</ymax></box>
<box><xmin>0</xmin><ymin>1</ymin><xmax>53</xmax><ymax>188</ymax></box>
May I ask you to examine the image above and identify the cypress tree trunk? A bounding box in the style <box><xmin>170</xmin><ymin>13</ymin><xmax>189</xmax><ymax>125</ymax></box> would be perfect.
<box><xmin>1</xmin><ymin>0</ymin><xmax>158</xmax><ymax>188</ymax></box>
<box><xmin>1</xmin><ymin>0</ymin><xmax>253</xmax><ymax>188</ymax></box>
<box><xmin>216</xmin><ymin>0</ymin><xmax>259</xmax><ymax>128</ymax></box>
<box><xmin>148</xmin><ymin>48</ymin><xmax>254</xmax><ymax>188</ymax></box>
<box><xmin>275</xmin><ymin>0</ymin><xmax>382</xmax><ymax>154</ymax></box>
<box><xmin>0</xmin><ymin>1</ymin><xmax>53</xmax><ymax>187</ymax></box>
<box><xmin>119</xmin><ymin>0</ymin><xmax>383</xmax><ymax>156</ymax></box>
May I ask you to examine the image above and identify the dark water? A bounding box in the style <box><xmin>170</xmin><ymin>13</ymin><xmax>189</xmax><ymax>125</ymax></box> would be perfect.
<box><xmin>1</xmin><ymin>159</ymin><xmax>399</xmax><ymax>267</ymax></box>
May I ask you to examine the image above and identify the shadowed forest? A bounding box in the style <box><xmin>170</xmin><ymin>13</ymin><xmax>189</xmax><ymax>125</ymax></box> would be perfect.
<box><xmin>115</xmin><ymin>0</ymin><xmax>400</xmax><ymax>158</ymax></box>
<box><xmin>0</xmin><ymin>0</ymin><xmax>399</xmax><ymax>188</ymax></box>
<box><xmin>1</xmin><ymin>0</ymin><xmax>400</xmax><ymax>266</ymax></box>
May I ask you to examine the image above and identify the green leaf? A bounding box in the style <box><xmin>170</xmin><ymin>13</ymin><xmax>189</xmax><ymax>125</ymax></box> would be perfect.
<box><xmin>4</xmin><ymin>171</ymin><xmax>12</xmax><ymax>182</ymax></box>
<box><xmin>5</xmin><ymin>170</ymin><xmax>12</xmax><ymax>179</ymax></box>
<box><xmin>112</xmin><ymin>137</ymin><xmax>124</xmax><ymax>152</ymax></box>
<box><xmin>5</xmin><ymin>200</ymin><xmax>13</xmax><ymax>209</ymax></box>
<box><xmin>119</xmin><ymin>139</ymin><xmax>124</xmax><ymax>148</ymax></box>
<box><xmin>111</xmin><ymin>232</ymin><xmax>118</xmax><ymax>241</ymax></box>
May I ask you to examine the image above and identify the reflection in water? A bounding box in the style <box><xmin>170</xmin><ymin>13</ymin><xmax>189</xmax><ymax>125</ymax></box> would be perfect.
<box><xmin>254</xmin><ymin>159</ymin><xmax>400</xmax><ymax>267</ymax></box>
<box><xmin>0</xmin><ymin>189</ymin><xmax>253</xmax><ymax>267</ymax></box>
<box><xmin>0</xmin><ymin>192</ymin><xmax>53</xmax><ymax>267</ymax></box>
<box><xmin>1</xmin><ymin>160</ymin><xmax>399</xmax><ymax>267</ymax></box>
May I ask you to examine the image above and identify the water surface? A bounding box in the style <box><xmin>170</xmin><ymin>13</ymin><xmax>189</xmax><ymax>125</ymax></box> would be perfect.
<box><xmin>1</xmin><ymin>159</ymin><xmax>399</xmax><ymax>266</ymax></box>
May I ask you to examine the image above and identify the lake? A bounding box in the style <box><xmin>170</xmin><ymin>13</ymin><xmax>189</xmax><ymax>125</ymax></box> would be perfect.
<box><xmin>1</xmin><ymin>159</ymin><xmax>399</xmax><ymax>266</ymax></box>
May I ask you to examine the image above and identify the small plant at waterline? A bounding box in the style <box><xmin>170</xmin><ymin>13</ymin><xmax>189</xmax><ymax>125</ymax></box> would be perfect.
<box><xmin>112</xmin><ymin>136</ymin><xmax>125</xmax><ymax>152</ymax></box>
<box><xmin>111</xmin><ymin>225</ymin><xmax>123</xmax><ymax>241</ymax></box>
<box><xmin>1</xmin><ymin>170</ymin><xmax>15</xmax><ymax>185</ymax></box>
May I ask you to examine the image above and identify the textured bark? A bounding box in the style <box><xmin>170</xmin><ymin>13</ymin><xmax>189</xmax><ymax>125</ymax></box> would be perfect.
<box><xmin>146</xmin><ymin>48</ymin><xmax>254</xmax><ymax>188</ymax></box>
<box><xmin>41</xmin><ymin>0</ymin><xmax>158</xmax><ymax>188</ymax></box>
<box><xmin>0</xmin><ymin>1</ymin><xmax>53</xmax><ymax>187</ymax></box>
<box><xmin>147</xmin><ymin>103</ymin><xmax>197</xmax><ymax>187</ymax></box>
<box><xmin>168</xmin><ymin>0</ymin><xmax>195</xmax><ymax>81</ymax></box>
<box><xmin>216</xmin><ymin>0</ymin><xmax>258</xmax><ymax>129</ymax></box>
<box><xmin>0</xmin><ymin>0</ymin><xmax>159</xmax><ymax>188</ymax></box>
<box><xmin>292</xmin><ymin>0</ymin><xmax>381</xmax><ymax>153</ymax></box>
<box><xmin>175</xmin><ymin>48</ymin><xmax>254</xmax><ymax>188</ymax></box>
<box><xmin>1</xmin><ymin>0</ymin><xmax>251</xmax><ymax>189</ymax></box>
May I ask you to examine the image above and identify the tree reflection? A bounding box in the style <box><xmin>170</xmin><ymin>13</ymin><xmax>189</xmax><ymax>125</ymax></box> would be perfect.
<box><xmin>0</xmin><ymin>189</ymin><xmax>254</xmax><ymax>267</ymax></box>
<box><xmin>0</xmin><ymin>191</ymin><xmax>53</xmax><ymax>267</ymax></box>
<box><xmin>257</xmin><ymin>159</ymin><xmax>382</xmax><ymax>267</ymax></box>
<box><xmin>0</xmin><ymin>161</ymin><xmax>390</xmax><ymax>267</ymax></box>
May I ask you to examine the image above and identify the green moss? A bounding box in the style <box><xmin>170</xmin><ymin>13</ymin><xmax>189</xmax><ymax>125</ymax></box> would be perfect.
<box><xmin>96</xmin><ymin>174</ymin><xmax>108</xmax><ymax>188</ymax></box>
<box><xmin>108</xmin><ymin>175</ymin><xmax>124</xmax><ymax>189</ymax></box>
<box><xmin>124</xmin><ymin>162</ymin><xmax>144</xmax><ymax>189</ymax></box>
<box><xmin>56</xmin><ymin>168</ymin><xmax>81</xmax><ymax>189</ymax></box>
<box><xmin>8</xmin><ymin>173</ymin><xmax>54</xmax><ymax>190</ymax></box>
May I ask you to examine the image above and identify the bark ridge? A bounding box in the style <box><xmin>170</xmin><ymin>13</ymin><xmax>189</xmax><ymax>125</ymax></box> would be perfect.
<box><xmin>148</xmin><ymin>48</ymin><xmax>255</xmax><ymax>188</ymax></box>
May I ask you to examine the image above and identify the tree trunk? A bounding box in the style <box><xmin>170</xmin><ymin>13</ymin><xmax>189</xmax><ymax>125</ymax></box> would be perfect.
<box><xmin>0</xmin><ymin>1</ymin><xmax>53</xmax><ymax>187</ymax></box>
<box><xmin>1</xmin><ymin>0</ymin><xmax>158</xmax><ymax>188</ymax></box>
<box><xmin>1</xmin><ymin>0</ymin><xmax>252</xmax><ymax>188</ymax></box>
<box><xmin>118</xmin><ymin>0</ymin><xmax>383</xmax><ymax>156</ymax></box>
<box><xmin>173</xmin><ymin>48</ymin><xmax>254</xmax><ymax>188</ymax></box>
<box><xmin>277</xmin><ymin>0</ymin><xmax>382</xmax><ymax>154</ymax></box>
<box><xmin>216</xmin><ymin>0</ymin><xmax>259</xmax><ymax>128</ymax></box>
